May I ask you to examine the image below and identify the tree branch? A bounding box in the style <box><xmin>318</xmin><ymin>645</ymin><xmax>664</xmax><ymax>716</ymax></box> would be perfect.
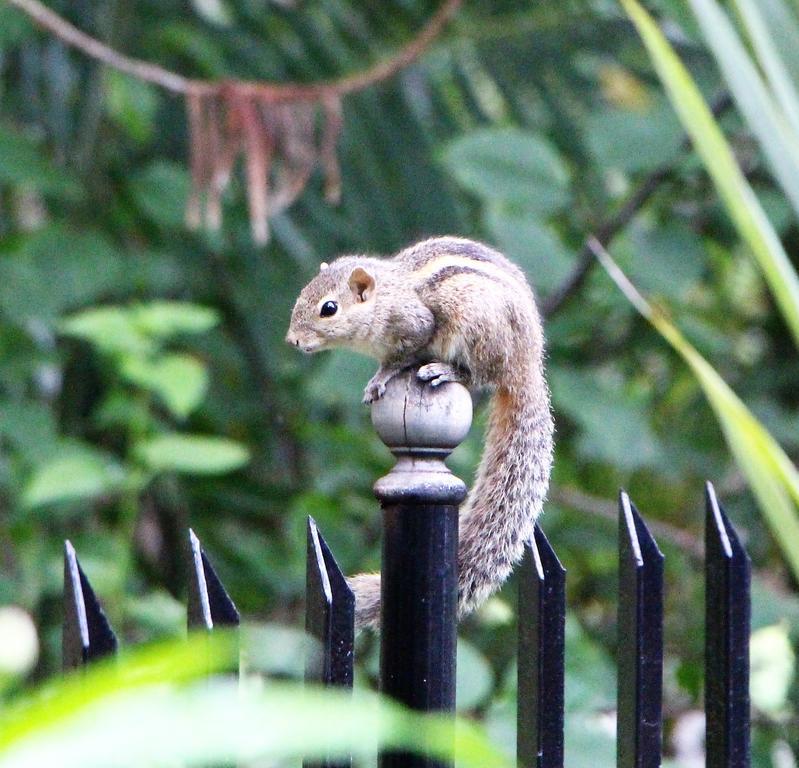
<box><xmin>542</xmin><ymin>92</ymin><xmax>733</xmax><ymax>319</ymax></box>
<box><xmin>5</xmin><ymin>0</ymin><xmax>462</xmax><ymax>98</ymax></box>
<box><xmin>6</xmin><ymin>0</ymin><xmax>190</xmax><ymax>92</ymax></box>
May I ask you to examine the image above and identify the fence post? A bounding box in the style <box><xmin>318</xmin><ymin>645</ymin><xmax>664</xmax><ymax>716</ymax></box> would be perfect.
<box><xmin>304</xmin><ymin>515</ymin><xmax>355</xmax><ymax>768</ymax></box>
<box><xmin>63</xmin><ymin>540</ymin><xmax>117</xmax><ymax>670</ymax></box>
<box><xmin>517</xmin><ymin>524</ymin><xmax>566</xmax><ymax>768</ymax></box>
<box><xmin>305</xmin><ymin>516</ymin><xmax>355</xmax><ymax>688</ymax></box>
<box><xmin>186</xmin><ymin>529</ymin><xmax>240</xmax><ymax>681</ymax></box>
<box><xmin>371</xmin><ymin>369</ymin><xmax>472</xmax><ymax>768</ymax></box>
<box><xmin>705</xmin><ymin>481</ymin><xmax>751</xmax><ymax>768</ymax></box>
<box><xmin>617</xmin><ymin>492</ymin><xmax>664</xmax><ymax>768</ymax></box>
<box><xmin>187</xmin><ymin>528</ymin><xmax>240</xmax><ymax>632</ymax></box>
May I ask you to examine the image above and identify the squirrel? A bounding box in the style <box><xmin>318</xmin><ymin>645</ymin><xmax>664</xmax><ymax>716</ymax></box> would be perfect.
<box><xmin>286</xmin><ymin>236</ymin><xmax>554</xmax><ymax>630</ymax></box>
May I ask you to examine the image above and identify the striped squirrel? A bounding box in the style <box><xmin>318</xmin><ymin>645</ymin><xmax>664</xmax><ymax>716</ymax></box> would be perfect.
<box><xmin>286</xmin><ymin>236</ymin><xmax>554</xmax><ymax>630</ymax></box>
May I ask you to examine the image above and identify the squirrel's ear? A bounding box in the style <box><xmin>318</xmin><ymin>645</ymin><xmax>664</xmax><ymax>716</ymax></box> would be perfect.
<box><xmin>348</xmin><ymin>267</ymin><xmax>375</xmax><ymax>302</ymax></box>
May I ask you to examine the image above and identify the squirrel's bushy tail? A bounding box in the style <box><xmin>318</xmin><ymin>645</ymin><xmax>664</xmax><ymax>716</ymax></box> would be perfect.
<box><xmin>349</xmin><ymin>572</ymin><xmax>382</xmax><ymax>629</ymax></box>
<box><xmin>348</xmin><ymin>368</ymin><xmax>553</xmax><ymax>632</ymax></box>
<box><xmin>456</xmin><ymin>376</ymin><xmax>553</xmax><ymax>616</ymax></box>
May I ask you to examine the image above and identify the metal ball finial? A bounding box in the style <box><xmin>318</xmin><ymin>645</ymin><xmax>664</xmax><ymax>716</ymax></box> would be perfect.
<box><xmin>371</xmin><ymin>369</ymin><xmax>472</xmax><ymax>505</ymax></box>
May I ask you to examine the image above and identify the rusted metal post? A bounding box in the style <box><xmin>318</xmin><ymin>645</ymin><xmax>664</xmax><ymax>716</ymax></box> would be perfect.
<box><xmin>371</xmin><ymin>369</ymin><xmax>472</xmax><ymax>768</ymax></box>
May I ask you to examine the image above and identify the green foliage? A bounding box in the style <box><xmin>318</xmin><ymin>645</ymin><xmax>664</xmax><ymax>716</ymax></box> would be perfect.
<box><xmin>0</xmin><ymin>126</ymin><xmax>81</xmax><ymax>198</ymax></box>
<box><xmin>22</xmin><ymin>445</ymin><xmax>125</xmax><ymax>509</ymax></box>
<box><xmin>0</xmin><ymin>632</ymin><xmax>509</xmax><ymax>768</ymax></box>
<box><xmin>13</xmin><ymin>298</ymin><xmax>247</xmax><ymax>520</ymax></box>
<box><xmin>134</xmin><ymin>434</ymin><xmax>250</xmax><ymax>475</ymax></box>
<box><xmin>0</xmin><ymin>0</ymin><xmax>797</xmax><ymax>763</ymax></box>
<box><xmin>621</xmin><ymin>0</ymin><xmax>799</xmax><ymax>347</ymax></box>
<box><xmin>442</xmin><ymin>128</ymin><xmax>570</xmax><ymax>215</ymax></box>
<box><xmin>619</xmin><ymin>0</ymin><xmax>799</xmax><ymax>580</ymax></box>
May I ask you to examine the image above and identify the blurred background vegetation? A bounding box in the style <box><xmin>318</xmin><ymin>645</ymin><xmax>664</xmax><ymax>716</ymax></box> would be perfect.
<box><xmin>0</xmin><ymin>0</ymin><xmax>797</xmax><ymax>765</ymax></box>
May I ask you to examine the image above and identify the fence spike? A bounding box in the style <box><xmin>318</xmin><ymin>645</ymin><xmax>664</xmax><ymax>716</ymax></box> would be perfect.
<box><xmin>305</xmin><ymin>516</ymin><xmax>355</xmax><ymax>687</ymax></box>
<box><xmin>63</xmin><ymin>540</ymin><xmax>117</xmax><ymax>670</ymax></box>
<box><xmin>187</xmin><ymin>528</ymin><xmax>239</xmax><ymax>630</ymax></box>
<box><xmin>305</xmin><ymin>517</ymin><xmax>355</xmax><ymax>768</ymax></box>
<box><xmin>705</xmin><ymin>481</ymin><xmax>751</xmax><ymax>768</ymax></box>
<box><xmin>617</xmin><ymin>491</ymin><xmax>664</xmax><ymax>768</ymax></box>
<box><xmin>518</xmin><ymin>524</ymin><xmax>566</xmax><ymax>768</ymax></box>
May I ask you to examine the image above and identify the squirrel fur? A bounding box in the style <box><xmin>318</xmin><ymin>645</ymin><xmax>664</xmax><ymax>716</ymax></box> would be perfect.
<box><xmin>286</xmin><ymin>236</ymin><xmax>554</xmax><ymax>630</ymax></box>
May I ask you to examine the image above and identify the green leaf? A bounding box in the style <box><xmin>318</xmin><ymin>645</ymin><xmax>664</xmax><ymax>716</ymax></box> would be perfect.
<box><xmin>0</xmin><ymin>6</ymin><xmax>34</xmax><ymax>46</ymax></box>
<box><xmin>0</xmin><ymin>228</ymin><xmax>123</xmax><ymax>326</ymax></box>
<box><xmin>120</xmin><ymin>354</ymin><xmax>209</xmax><ymax>419</ymax></box>
<box><xmin>622</xmin><ymin>222</ymin><xmax>706</xmax><ymax>300</ymax></box>
<box><xmin>0</xmin><ymin>633</ymin><xmax>238</xmax><ymax>751</ymax></box>
<box><xmin>22</xmin><ymin>447</ymin><xmax>126</xmax><ymax>509</ymax></box>
<box><xmin>740</xmin><ymin>0</ymin><xmax>799</xmax><ymax>94</ymax></box>
<box><xmin>123</xmin><ymin>590</ymin><xmax>186</xmax><ymax>639</ymax></box>
<box><xmin>595</xmin><ymin>242</ymin><xmax>799</xmax><ymax>582</ymax></box>
<box><xmin>0</xmin><ymin>634</ymin><xmax>510</xmax><ymax>768</ymax></box>
<box><xmin>243</xmin><ymin>624</ymin><xmax>307</xmax><ymax>678</ymax></box>
<box><xmin>306</xmin><ymin>350</ymin><xmax>376</xmax><ymax>407</ymax></box>
<box><xmin>442</xmin><ymin>128</ymin><xmax>570</xmax><ymax>215</ymax></box>
<box><xmin>190</xmin><ymin>0</ymin><xmax>234</xmax><ymax>26</ymax></box>
<box><xmin>752</xmin><ymin>576</ymin><xmax>799</xmax><ymax>630</ymax></box>
<box><xmin>550</xmin><ymin>365</ymin><xmax>661</xmax><ymax>470</ymax></box>
<box><xmin>129</xmin><ymin>161</ymin><xmax>192</xmax><ymax>228</ymax></box>
<box><xmin>0</xmin><ymin>125</ymin><xmax>81</xmax><ymax>199</ymax></box>
<box><xmin>585</xmin><ymin>101</ymin><xmax>682</xmax><ymax>173</ymax></box>
<box><xmin>733</xmin><ymin>0</ymin><xmax>799</xmax><ymax>136</ymax></box>
<box><xmin>103</xmin><ymin>71</ymin><xmax>159</xmax><ymax>144</ymax></box>
<box><xmin>135</xmin><ymin>434</ymin><xmax>250</xmax><ymax>475</ymax></box>
<box><xmin>564</xmin><ymin>615</ymin><xmax>616</xmax><ymax>713</ymax></box>
<box><xmin>59</xmin><ymin>307</ymin><xmax>153</xmax><ymax>356</ymax></box>
<box><xmin>563</xmin><ymin>713</ymin><xmax>616</xmax><ymax>768</ymax></box>
<box><xmin>456</xmin><ymin>639</ymin><xmax>494</xmax><ymax>711</ymax></box>
<box><xmin>131</xmin><ymin>302</ymin><xmax>220</xmax><ymax>338</ymax></box>
<box><xmin>0</xmin><ymin>400</ymin><xmax>59</xmax><ymax>464</ymax></box>
<box><xmin>59</xmin><ymin>302</ymin><xmax>219</xmax><ymax>357</ymax></box>
<box><xmin>155</xmin><ymin>23</ymin><xmax>229</xmax><ymax>76</ymax></box>
<box><xmin>620</xmin><ymin>0</ymin><xmax>799</xmax><ymax>347</ymax></box>
<box><xmin>483</xmin><ymin>207</ymin><xmax>574</xmax><ymax>293</ymax></box>
<box><xmin>749</xmin><ymin>623</ymin><xmax>795</xmax><ymax>714</ymax></box>
<box><xmin>687</xmin><ymin>0</ymin><xmax>799</xmax><ymax>219</ymax></box>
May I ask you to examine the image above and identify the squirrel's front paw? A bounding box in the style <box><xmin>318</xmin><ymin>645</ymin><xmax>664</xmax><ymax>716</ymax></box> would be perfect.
<box><xmin>363</xmin><ymin>367</ymin><xmax>400</xmax><ymax>404</ymax></box>
<box><xmin>416</xmin><ymin>362</ymin><xmax>464</xmax><ymax>387</ymax></box>
<box><xmin>362</xmin><ymin>379</ymin><xmax>386</xmax><ymax>404</ymax></box>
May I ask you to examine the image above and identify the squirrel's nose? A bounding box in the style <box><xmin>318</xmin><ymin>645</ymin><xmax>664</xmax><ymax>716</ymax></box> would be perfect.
<box><xmin>285</xmin><ymin>331</ymin><xmax>299</xmax><ymax>347</ymax></box>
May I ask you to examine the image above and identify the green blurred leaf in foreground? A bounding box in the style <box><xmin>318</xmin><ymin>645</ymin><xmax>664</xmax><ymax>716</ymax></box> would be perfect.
<box><xmin>0</xmin><ymin>632</ymin><xmax>510</xmax><ymax>768</ymax></box>
<box><xmin>750</xmin><ymin>622</ymin><xmax>796</xmax><ymax>714</ymax></box>
<box><xmin>594</xmin><ymin>239</ymin><xmax>799</xmax><ymax>581</ymax></box>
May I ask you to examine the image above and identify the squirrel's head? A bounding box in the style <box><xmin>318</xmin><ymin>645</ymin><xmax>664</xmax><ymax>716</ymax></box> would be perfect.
<box><xmin>286</xmin><ymin>257</ymin><xmax>379</xmax><ymax>355</ymax></box>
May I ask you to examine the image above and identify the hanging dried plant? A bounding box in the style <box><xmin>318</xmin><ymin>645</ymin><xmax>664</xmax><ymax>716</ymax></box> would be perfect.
<box><xmin>185</xmin><ymin>84</ymin><xmax>343</xmax><ymax>244</ymax></box>
<box><xmin>7</xmin><ymin>0</ymin><xmax>461</xmax><ymax>244</ymax></box>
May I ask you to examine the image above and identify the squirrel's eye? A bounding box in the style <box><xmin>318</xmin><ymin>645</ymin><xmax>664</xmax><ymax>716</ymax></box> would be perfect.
<box><xmin>320</xmin><ymin>300</ymin><xmax>338</xmax><ymax>318</ymax></box>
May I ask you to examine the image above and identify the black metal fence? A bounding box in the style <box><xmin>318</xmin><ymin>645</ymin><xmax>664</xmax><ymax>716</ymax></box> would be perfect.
<box><xmin>60</xmin><ymin>375</ymin><xmax>752</xmax><ymax>768</ymax></box>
